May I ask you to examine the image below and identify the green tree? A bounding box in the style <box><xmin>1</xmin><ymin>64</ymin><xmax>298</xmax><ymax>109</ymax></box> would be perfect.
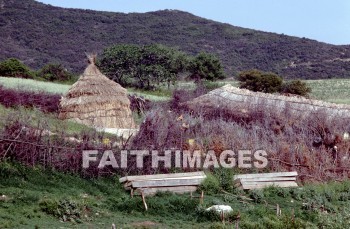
<box><xmin>98</xmin><ymin>44</ymin><xmax>140</xmax><ymax>87</ymax></box>
<box><xmin>189</xmin><ymin>52</ymin><xmax>225</xmax><ymax>81</ymax></box>
<box><xmin>281</xmin><ymin>80</ymin><xmax>311</xmax><ymax>97</ymax></box>
<box><xmin>0</xmin><ymin>58</ymin><xmax>34</xmax><ymax>78</ymax></box>
<box><xmin>38</xmin><ymin>63</ymin><xmax>75</xmax><ymax>82</ymax></box>
<box><xmin>236</xmin><ymin>69</ymin><xmax>283</xmax><ymax>93</ymax></box>
<box><xmin>99</xmin><ymin>44</ymin><xmax>188</xmax><ymax>89</ymax></box>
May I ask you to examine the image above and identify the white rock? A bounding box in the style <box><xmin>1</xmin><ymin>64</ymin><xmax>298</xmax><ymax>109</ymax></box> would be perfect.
<box><xmin>206</xmin><ymin>205</ymin><xmax>233</xmax><ymax>213</ymax></box>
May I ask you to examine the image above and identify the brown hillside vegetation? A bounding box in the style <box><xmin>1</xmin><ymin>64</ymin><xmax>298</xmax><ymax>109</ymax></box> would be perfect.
<box><xmin>0</xmin><ymin>0</ymin><xmax>350</xmax><ymax>79</ymax></box>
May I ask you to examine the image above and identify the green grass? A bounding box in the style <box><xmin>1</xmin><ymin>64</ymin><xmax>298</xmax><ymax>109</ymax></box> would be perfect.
<box><xmin>0</xmin><ymin>104</ymin><xmax>93</xmax><ymax>135</ymax></box>
<box><xmin>0</xmin><ymin>163</ymin><xmax>212</xmax><ymax>228</ymax></box>
<box><xmin>0</xmin><ymin>77</ymin><xmax>170</xmax><ymax>101</ymax></box>
<box><xmin>2</xmin><ymin>162</ymin><xmax>350</xmax><ymax>228</ymax></box>
<box><xmin>305</xmin><ymin>79</ymin><xmax>350</xmax><ymax>104</ymax></box>
<box><xmin>2</xmin><ymin>76</ymin><xmax>350</xmax><ymax>104</ymax></box>
<box><xmin>128</xmin><ymin>88</ymin><xmax>171</xmax><ymax>101</ymax></box>
<box><xmin>0</xmin><ymin>77</ymin><xmax>71</xmax><ymax>95</ymax></box>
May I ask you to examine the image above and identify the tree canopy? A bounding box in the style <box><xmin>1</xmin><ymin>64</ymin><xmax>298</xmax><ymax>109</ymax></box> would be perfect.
<box><xmin>189</xmin><ymin>52</ymin><xmax>225</xmax><ymax>81</ymax></box>
<box><xmin>236</xmin><ymin>69</ymin><xmax>283</xmax><ymax>93</ymax></box>
<box><xmin>99</xmin><ymin>44</ymin><xmax>227</xmax><ymax>89</ymax></box>
<box><xmin>99</xmin><ymin>44</ymin><xmax>189</xmax><ymax>89</ymax></box>
<box><xmin>281</xmin><ymin>80</ymin><xmax>311</xmax><ymax>97</ymax></box>
<box><xmin>37</xmin><ymin>63</ymin><xmax>75</xmax><ymax>82</ymax></box>
<box><xmin>237</xmin><ymin>69</ymin><xmax>311</xmax><ymax>97</ymax></box>
<box><xmin>0</xmin><ymin>58</ymin><xmax>34</xmax><ymax>79</ymax></box>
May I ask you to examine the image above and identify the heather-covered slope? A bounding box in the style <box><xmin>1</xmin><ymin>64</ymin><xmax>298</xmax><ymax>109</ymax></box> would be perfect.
<box><xmin>0</xmin><ymin>0</ymin><xmax>350</xmax><ymax>79</ymax></box>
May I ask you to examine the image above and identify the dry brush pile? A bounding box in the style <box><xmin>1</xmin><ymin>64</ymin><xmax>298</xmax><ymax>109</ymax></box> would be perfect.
<box><xmin>0</xmin><ymin>115</ymin><xmax>117</xmax><ymax>177</ymax></box>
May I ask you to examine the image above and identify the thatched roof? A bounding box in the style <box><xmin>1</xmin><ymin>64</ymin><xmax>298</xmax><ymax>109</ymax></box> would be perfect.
<box><xmin>184</xmin><ymin>84</ymin><xmax>350</xmax><ymax>120</ymax></box>
<box><xmin>59</xmin><ymin>55</ymin><xmax>136</xmax><ymax>129</ymax></box>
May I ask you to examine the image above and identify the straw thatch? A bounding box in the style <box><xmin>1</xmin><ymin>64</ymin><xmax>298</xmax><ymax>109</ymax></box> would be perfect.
<box><xmin>59</xmin><ymin>55</ymin><xmax>136</xmax><ymax>129</ymax></box>
<box><xmin>184</xmin><ymin>84</ymin><xmax>350</xmax><ymax>120</ymax></box>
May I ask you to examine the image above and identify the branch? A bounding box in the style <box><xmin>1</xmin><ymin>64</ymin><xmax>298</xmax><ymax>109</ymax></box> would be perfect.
<box><xmin>269</xmin><ymin>158</ymin><xmax>309</xmax><ymax>167</ymax></box>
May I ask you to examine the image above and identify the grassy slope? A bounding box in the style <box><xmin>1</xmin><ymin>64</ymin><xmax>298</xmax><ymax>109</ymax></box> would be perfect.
<box><xmin>1</xmin><ymin>163</ymin><xmax>350</xmax><ymax>228</ymax></box>
<box><xmin>0</xmin><ymin>77</ymin><xmax>70</xmax><ymax>95</ymax></box>
<box><xmin>0</xmin><ymin>77</ymin><xmax>169</xmax><ymax>101</ymax></box>
<box><xmin>306</xmin><ymin>79</ymin><xmax>350</xmax><ymax>104</ymax></box>
<box><xmin>0</xmin><ymin>104</ymin><xmax>93</xmax><ymax>135</ymax></box>
<box><xmin>3</xmin><ymin>77</ymin><xmax>350</xmax><ymax>104</ymax></box>
<box><xmin>2</xmin><ymin>78</ymin><xmax>350</xmax><ymax>227</ymax></box>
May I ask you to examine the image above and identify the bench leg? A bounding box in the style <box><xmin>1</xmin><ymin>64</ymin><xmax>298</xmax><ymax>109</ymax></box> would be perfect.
<box><xmin>141</xmin><ymin>192</ymin><xmax>148</xmax><ymax>211</ymax></box>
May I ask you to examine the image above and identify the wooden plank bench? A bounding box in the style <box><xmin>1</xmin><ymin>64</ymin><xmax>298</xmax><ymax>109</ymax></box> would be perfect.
<box><xmin>119</xmin><ymin>171</ymin><xmax>206</xmax><ymax>210</ymax></box>
<box><xmin>233</xmin><ymin>171</ymin><xmax>298</xmax><ymax>190</ymax></box>
<box><xmin>119</xmin><ymin>171</ymin><xmax>205</xmax><ymax>183</ymax></box>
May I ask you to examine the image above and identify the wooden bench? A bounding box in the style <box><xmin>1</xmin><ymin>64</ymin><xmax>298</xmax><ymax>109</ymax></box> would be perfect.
<box><xmin>233</xmin><ymin>171</ymin><xmax>298</xmax><ymax>190</ymax></box>
<box><xmin>119</xmin><ymin>172</ymin><xmax>206</xmax><ymax>210</ymax></box>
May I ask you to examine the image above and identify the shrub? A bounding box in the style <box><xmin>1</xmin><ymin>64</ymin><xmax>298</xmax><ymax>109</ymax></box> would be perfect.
<box><xmin>0</xmin><ymin>58</ymin><xmax>34</xmax><ymax>78</ymax></box>
<box><xmin>202</xmin><ymin>81</ymin><xmax>222</xmax><ymax>91</ymax></box>
<box><xmin>39</xmin><ymin>199</ymin><xmax>82</xmax><ymax>222</ymax></box>
<box><xmin>37</xmin><ymin>63</ymin><xmax>76</xmax><ymax>82</ymax></box>
<box><xmin>249</xmin><ymin>189</ymin><xmax>264</xmax><ymax>203</ymax></box>
<box><xmin>237</xmin><ymin>70</ymin><xmax>312</xmax><ymax>97</ymax></box>
<box><xmin>263</xmin><ymin>186</ymin><xmax>289</xmax><ymax>198</ymax></box>
<box><xmin>236</xmin><ymin>69</ymin><xmax>283</xmax><ymax>93</ymax></box>
<box><xmin>281</xmin><ymin>80</ymin><xmax>312</xmax><ymax>97</ymax></box>
<box><xmin>199</xmin><ymin>173</ymin><xmax>221</xmax><ymax>195</ymax></box>
<box><xmin>189</xmin><ymin>52</ymin><xmax>226</xmax><ymax>81</ymax></box>
<box><xmin>212</xmin><ymin>169</ymin><xmax>234</xmax><ymax>192</ymax></box>
<box><xmin>290</xmin><ymin>188</ymin><xmax>304</xmax><ymax>201</ymax></box>
<box><xmin>196</xmin><ymin>205</ymin><xmax>239</xmax><ymax>223</ymax></box>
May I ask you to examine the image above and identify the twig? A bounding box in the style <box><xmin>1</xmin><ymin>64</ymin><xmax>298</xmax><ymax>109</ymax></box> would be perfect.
<box><xmin>122</xmin><ymin>133</ymin><xmax>133</xmax><ymax>149</ymax></box>
<box><xmin>2</xmin><ymin>127</ymin><xmax>25</xmax><ymax>160</ymax></box>
<box><xmin>0</xmin><ymin>137</ymin><xmax>76</xmax><ymax>150</ymax></box>
<box><xmin>269</xmin><ymin>158</ymin><xmax>309</xmax><ymax>167</ymax></box>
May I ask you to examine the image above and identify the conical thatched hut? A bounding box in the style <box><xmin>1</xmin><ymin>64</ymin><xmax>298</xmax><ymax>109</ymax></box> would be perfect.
<box><xmin>59</xmin><ymin>55</ymin><xmax>136</xmax><ymax>129</ymax></box>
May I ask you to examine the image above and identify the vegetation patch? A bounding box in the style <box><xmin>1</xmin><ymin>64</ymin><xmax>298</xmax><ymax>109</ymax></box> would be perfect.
<box><xmin>0</xmin><ymin>85</ymin><xmax>60</xmax><ymax>113</ymax></box>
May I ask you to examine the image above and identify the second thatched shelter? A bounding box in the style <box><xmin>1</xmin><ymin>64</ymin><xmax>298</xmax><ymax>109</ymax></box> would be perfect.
<box><xmin>183</xmin><ymin>84</ymin><xmax>350</xmax><ymax>120</ymax></box>
<box><xmin>59</xmin><ymin>55</ymin><xmax>136</xmax><ymax>129</ymax></box>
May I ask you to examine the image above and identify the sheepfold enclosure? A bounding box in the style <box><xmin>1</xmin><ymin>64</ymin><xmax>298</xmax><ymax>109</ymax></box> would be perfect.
<box><xmin>131</xmin><ymin>85</ymin><xmax>350</xmax><ymax>182</ymax></box>
<box><xmin>184</xmin><ymin>85</ymin><xmax>350</xmax><ymax>120</ymax></box>
<box><xmin>1</xmin><ymin>82</ymin><xmax>350</xmax><ymax>182</ymax></box>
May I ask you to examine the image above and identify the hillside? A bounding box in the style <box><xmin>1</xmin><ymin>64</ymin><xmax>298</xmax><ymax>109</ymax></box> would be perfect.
<box><xmin>0</xmin><ymin>0</ymin><xmax>350</xmax><ymax>79</ymax></box>
<box><xmin>2</xmin><ymin>162</ymin><xmax>350</xmax><ymax>228</ymax></box>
